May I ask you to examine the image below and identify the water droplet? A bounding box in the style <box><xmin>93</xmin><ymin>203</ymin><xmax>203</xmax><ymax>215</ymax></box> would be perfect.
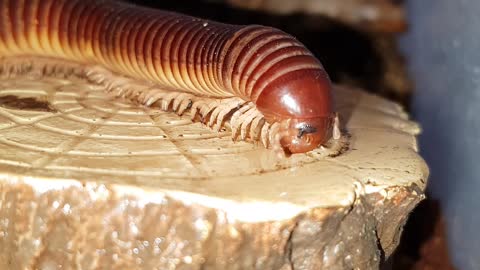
<box><xmin>129</xmin><ymin>222</ymin><xmax>139</xmax><ymax>235</ymax></box>
<box><xmin>154</xmin><ymin>237</ymin><xmax>163</xmax><ymax>245</ymax></box>
<box><xmin>183</xmin><ymin>256</ymin><xmax>193</xmax><ymax>264</ymax></box>
<box><xmin>62</xmin><ymin>204</ymin><xmax>71</xmax><ymax>214</ymax></box>
<box><xmin>334</xmin><ymin>242</ymin><xmax>344</xmax><ymax>255</ymax></box>
<box><xmin>52</xmin><ymin>201</ymin><xmax>60</xmax><ymax>209</ymax></box>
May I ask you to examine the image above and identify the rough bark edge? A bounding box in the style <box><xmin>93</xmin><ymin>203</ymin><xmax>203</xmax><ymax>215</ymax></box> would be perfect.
<box><xmin>368</xmin><ymin>184</ymin><xmax>426</xmax><ymax>258</ymax></box>
<box><xmin>0</xmin><ymin>178</ymin><xmax>424</xmax><ymax>270</ymax></box>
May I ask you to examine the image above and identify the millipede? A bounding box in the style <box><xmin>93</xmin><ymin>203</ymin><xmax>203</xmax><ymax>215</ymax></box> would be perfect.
<box><xmin>0</xmin><ymin>0</ymin><xmax>341</xmax><ymax>155</ymax></box>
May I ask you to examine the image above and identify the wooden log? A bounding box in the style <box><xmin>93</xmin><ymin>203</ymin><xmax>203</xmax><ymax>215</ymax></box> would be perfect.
<box><xmin>219</xmin><ymin>0</ymin><xmax>406</xmax><ymax>33</ymax></box>
<box><xmin>0</xmin><ymin>73</ymin><xmax>427</xmax><ymax>269</ymax></box>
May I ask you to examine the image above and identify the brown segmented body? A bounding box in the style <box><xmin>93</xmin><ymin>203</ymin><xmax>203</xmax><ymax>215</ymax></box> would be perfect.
<box><xmin>0</xmin><ymin>0</ymin><xmax>337</xmax><ymax>154</ymax></box>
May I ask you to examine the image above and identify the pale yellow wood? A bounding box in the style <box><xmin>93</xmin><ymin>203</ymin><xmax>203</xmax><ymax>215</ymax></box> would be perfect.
<box><xmin>0</xmin><ymin>74</ymin><xmax>428</xmax><ymax>269</ymax></box>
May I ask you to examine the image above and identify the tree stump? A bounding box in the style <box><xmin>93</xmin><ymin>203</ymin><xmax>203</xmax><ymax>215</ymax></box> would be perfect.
<box><xmin>0</xmin><ymin>75</ymin><xmax>428</xmax><ymax>269</ymax></box>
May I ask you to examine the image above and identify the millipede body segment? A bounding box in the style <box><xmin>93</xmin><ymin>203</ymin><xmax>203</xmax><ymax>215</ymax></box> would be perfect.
<box><xmin>0</xmin><ymin>0</ymin><xmax>336</xmax><ymax>154</ymax></box>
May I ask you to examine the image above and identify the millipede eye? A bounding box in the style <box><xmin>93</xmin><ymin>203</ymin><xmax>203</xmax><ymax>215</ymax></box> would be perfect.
<box><xmin>297</xmin><ymin>129</ymin><xmax>305</xmax><ymax>138</ymax></box>
<box><xmin>297</xmin><ymin>124</ymin><xmax>317</xmax><ymax>138</ymax></box>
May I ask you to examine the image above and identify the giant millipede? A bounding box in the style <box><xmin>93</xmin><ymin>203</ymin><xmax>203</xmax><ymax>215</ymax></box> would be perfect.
<box><xmin>0</xmin><ymin>0</ymin><xmax>341</xmax><ymax>155</ymax></box>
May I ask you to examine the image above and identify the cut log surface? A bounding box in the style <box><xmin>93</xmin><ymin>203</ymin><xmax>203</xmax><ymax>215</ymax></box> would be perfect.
<box><xmin>0</xmin><ymin>75</ymin><xmax>428</xmax><ymax>269</ymax></box>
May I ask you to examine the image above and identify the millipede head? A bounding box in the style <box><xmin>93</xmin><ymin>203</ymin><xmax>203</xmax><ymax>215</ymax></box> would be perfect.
<box><xmin>255</xmin><ymin>68</ymin><xmax>335</xmax><ymax>154</ymax></box>
<box><xmin>277</xmin><ymin>117</ymin><xmax>334</xmax><ymax>154</ymax></box>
